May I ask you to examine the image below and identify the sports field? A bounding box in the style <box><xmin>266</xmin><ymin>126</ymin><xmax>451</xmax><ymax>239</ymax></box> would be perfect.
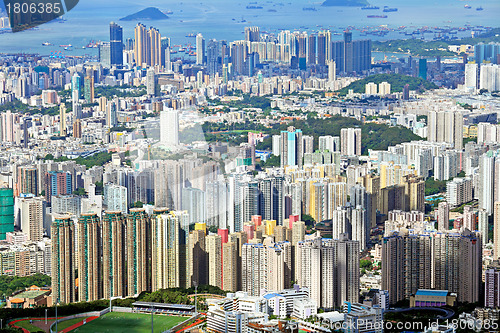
<box><xmin>70</xmin><ymin>312</ymin><xmax>186</xmax><ymax>333</ymax></box>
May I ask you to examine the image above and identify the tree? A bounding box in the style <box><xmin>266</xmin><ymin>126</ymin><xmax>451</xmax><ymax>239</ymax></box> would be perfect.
<box><xmin>132</xmin><ymin>201</ymin><xmax>144</xmax><ymax>208</ymax></box>
<box><xmin>302</xmin><ymin>214</ymin><xmax>316</xmax><ymax>226</ymax></box>
<box><xmin>73</xmin><ymin>188</ymin><xmax>86</xmax><ymax>196</ymax></box>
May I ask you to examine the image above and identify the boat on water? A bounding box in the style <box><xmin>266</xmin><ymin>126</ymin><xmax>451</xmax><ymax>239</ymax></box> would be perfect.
<box><xmin>464</xmin><ymin>4</ymin><xmax>472</xmax><ymax>9</ymax></box>
<box><xmin>367</xmin><ymin>15</ymin><xmax>388</xmax><ymax>18</ymax></box>
<box><xmin>476</xmin><ymin>6</ymin><xmax>484</xmax><ymax>11</ymax></box>
<box><xmin>383</xmin><ymin>6</ymin><xmax>398</xmax><ymax>12</ymax></box>
<box><xmin>42</xmin><ymin>42</ymin><xmax>52</xmax><ymax>46</ymax></box>
<box><xmin>361</xmin><ymin>5</ymin><xmax>379</xmax><ymax>10</ymax></box>
<box><xmin>303</xmin><ymin>7</ymin><xmax>317</xmax><ymax>11</ymax></box>
<box><xmin>246</xmin><ymin>5</ymin><xmax>263</xmax><ymax>9</ymax></box>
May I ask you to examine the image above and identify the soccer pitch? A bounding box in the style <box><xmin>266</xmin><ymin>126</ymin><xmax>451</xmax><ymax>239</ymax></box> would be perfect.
<box><xmin>71</xmin><ymin>312</ymin><xmax>187</xmax><ymax>333</ymax></box>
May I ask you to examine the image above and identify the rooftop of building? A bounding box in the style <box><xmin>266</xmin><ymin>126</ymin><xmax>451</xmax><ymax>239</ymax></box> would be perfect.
<box><xmin>415</xmin><ymin>289</ymin><xmax>449</xmax><ymax>297</ymax></box>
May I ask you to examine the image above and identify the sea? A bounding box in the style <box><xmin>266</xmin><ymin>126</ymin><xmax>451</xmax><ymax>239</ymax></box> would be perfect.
<box><xmin>0</xmin><ymin>0</ymin><xmax>499</xmax><ymax>57</ymax></box>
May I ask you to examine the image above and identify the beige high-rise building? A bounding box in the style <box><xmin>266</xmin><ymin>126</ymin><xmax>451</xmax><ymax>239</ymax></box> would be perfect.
<box><xmin>266</xmin><ymin>240</ymin><xmax>292</xmax><ymax>291</ymax></box>
<box><xmin>274</xmin><ymin>225</ymin><xmax>287</xmax><ymax>242</ymax></box>
<box><xmin>206</xmin><ymin>234</ymin><xmax>222</xmax><ymax>289</ymax></box>
<box><xmin>296</xmin><ymin>234</ymin><xmax>359</xmax><ymax>309</ymax></box>
<box><xmin>51</xmin><ymin>214</ymin><xmax>75</xmax><ymax>304</ymax></box>
<box><xmin>152</xmin><ymin>211</ymin><xmax>190</xmax><ymax>290</ymax></box>
<box><xmin>379</xmin><ymin>185</ymin><xmax>406</xmax><ymax>218</ymax></box>
<box><xmin>382</xmin><ymin>229</ymin><xmax>482</xmax><ymax>304</ymax></box>
<box><xmin>102</xmin><ymin>211</ymin><xmax>126</xmax><ymax>298</ymax></box>
<box><xmin>291</xmin><ymin>221</ymin><xmax>306</xmax><ymax>283</ymax></box>
<box><xmin>437</xmin><ymin>201</ymin><xmax>450</xmax><ymax>231</ymax></box>
<box><xmin>229</xmin><ymin>232</ymin><xmax>247</xmax><ymax>290</ymax></box>
<box><xmin>222</xmin><ymin>241</ymin><xmax>238</xmax><ymax>292</ymax></box>
<box><xmin>20</xmin><ymin>197</ymin><xmax>44</xmax><ymax>242</ymax></box>
<box><xmin>134</xmin><ymin>23</ymin><xmax>162</xmax><ymax>68</ymax></box>
<box><xmin>134</xmin><ymin>24</ymin><xmax>147</xmax><ymax>67</ymax></box>
<box><xmin>126</xmin><ymin>208</ymin><xmax>151</xmax><ymax>296</ymax></box>
<box><xmin>77</xmin><ymin>213</ymin><xmax>101</xmax><ymax>302</ymax></box>
<box><xmin>189</xmin><ymin>230</ymin><xmax>207</xmax><ymax>286</ymax></box>
<box><xmin>359</xmin><ymin>174</ymin><xmax>380</xmax><ymax>228</ymax></box>
<box><xmin>242</xmin><ymin>242</ymin><xmax>267</xmax><ymax>296</ymax></box>
<box><xmin>403</xmin><ymin>174</ymin><xmax>425</xmax><ymax>212</ymax></box>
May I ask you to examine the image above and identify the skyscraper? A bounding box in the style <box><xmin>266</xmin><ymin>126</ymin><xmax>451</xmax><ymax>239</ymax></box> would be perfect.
<box><xmin>160</xmin><ymin>108</ymin><xmax>179</xmax><ymax>148</ymax></box>
<box><xmin>126</xmin><ymin>208</ymin><xmax>151</xmax><ymax>296</ymax></box>
<box><xmin>244</xmin><ymin>26</ymin><xmax>260</xmax><ymax>42</ymax></box>
<box><xmin>206</xmin><ymin>234</ymin><xmax>222</xmax><ymax>289</ymax></box>
<box><xmin>340</xmin><ymin>128</ymin><xmax>362</xmax><ymax>156</ymax></box>
<box><xmin>280</xmin><ymin>126</ymin><xmax>303</xmax><ymax>168</ymax></box>
<box><xmin>297</xmin><ymin>234</ymin><xmax>359</xmax><ymax>309</ymax></box>
<box><xmin>45</xmin><ymin>171</ymin><xmax>72</xmax><ymax>204</ymax></box>
<box><xmin>102</xmin><ymin>211</ymin><xmax>126</xmax><ymax>298</ymax></box>
<box><xmin>20</xmin><ymin>197</ymin><xmax>44</xmax><ymax>241</ymax></box>
<box><xmin>110</xmin><ymin>22</ymin><xmax>123</xmax><ymax>66</ymax></box>
<box><xmin>146</xmin><ymin>68</ymin><xmax>157</xmax><ymax>96</ymax></box>
<box><xmin>77</xmin><ymin>213</ymin><xmax>101</xmax><ymax>302</ymax></box>
<box><xmin>382</xmin><ymin>229</ymin><xmax>482</xmax><ymax>304</ymax></box>
<box><xmin>152</xmin><ymin>211</ymin><xmax>190</xmax><ymax>290</ymax></box>
<box><xmin>134</xmin><ymin>24</ymin><xmax>162</xmax><ymax>67</ymax></box>
<box><xmin>51</xmin><ymin>214</ymin><xmax>75</xmax><ymax>304</ymax></box>
<box><xmin>222</xmin><ymin>241</ymin><xmax>238</xmax><ymax>292</ymax></box>
<box><xmin>419</xmin><ymin>58</ymin><xmax>428</xmax><ymax>80</ymax></box>
<box><xmin>196</xmin><ymin>33</ymin><xmax>205</xmax><ymax>65</ymax></box>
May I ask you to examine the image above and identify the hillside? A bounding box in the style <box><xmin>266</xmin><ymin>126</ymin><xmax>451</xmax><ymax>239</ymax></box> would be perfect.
<box><xmin>273</xmin><ymin>115</ymin><xmax>422</xmax><ymax>155</ymax></box>
<box><xmin>120</xmin><ymin>7</ymin><xmax>169</xmax><ymax>21</ymax></box>
<box><xmin>336</xmin><ymin>74</ymin><xmax>438</xmax><ymax>96</ymax></box>
<box><xmin>322</xmin><ymin>0</ymin><xmax>369</xmax><ymax>6</ymax></box>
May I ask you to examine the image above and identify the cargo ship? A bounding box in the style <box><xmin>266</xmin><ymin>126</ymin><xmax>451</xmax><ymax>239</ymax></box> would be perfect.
<box><xmin>383</xmin><ymin>6</ymin><xmax>398</xmax><ymax>12</ymax></box>
<box><xmin>361</xmin><ymin>5</ymin><xmax>379</xmax><ymax>10</ymax></box>
<box><xmin>367</xmin><ymin>15</ymin><xmax>388</xmax><ymax>18</ymax></box>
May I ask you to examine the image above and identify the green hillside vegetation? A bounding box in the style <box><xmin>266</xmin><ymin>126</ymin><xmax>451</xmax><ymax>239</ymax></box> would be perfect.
<box><xmin>0</xmin><ymin>274</ymin><xmax>51</xmax><ymax>298</ymax></box>
<box><xmin>276</xmin><ymin>115</ymin><xmax>422</xmax><ymax>154</ymax></box>
<box><xmin>336</xmin><ymin>74</ymin><xmax>438</xmax><ymax>96</ymax></box>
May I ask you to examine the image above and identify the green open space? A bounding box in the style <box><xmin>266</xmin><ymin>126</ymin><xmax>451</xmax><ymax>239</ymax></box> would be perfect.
<box><xmin>71</xmin><ymin>312</ymin><xmax>186</xmax><ymax>333</ymax></box>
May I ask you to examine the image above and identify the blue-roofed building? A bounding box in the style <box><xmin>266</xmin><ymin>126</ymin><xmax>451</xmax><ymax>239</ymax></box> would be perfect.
<box><xmin>410</xmin><ymin>289</ymin><xmax>456</xmax><ymax>308</ymax></box>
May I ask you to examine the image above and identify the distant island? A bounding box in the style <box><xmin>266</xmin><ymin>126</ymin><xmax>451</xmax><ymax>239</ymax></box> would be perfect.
<box><xmin>321</xmin><ymin>0</ymin><xmax>370</xmax><ymax>6</ymax></box>
<box><xmin>120</xmin><ymin>7</ymin><xmax>169</xmax><ymax>21</ymax></box>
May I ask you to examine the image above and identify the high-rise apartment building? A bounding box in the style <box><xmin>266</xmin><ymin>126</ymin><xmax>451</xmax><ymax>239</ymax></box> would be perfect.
<box><xmin>160</xmin><ymin>108</ymin><xmax>179</xmax><ymax>148</ymax></box>
<box><xmin>427</xmin><ymin>111</ymin><xmax>464</xmax><ymax>150</ymax></box>
<box><xmin>382</xmin><ymin>229</ymin><xmax>482</xmax><ymax>304</ymax></box>
<box><xmin>51</xmin><ymin>214</ymin><xmax>75</xmax><ymax>304</ymax></box>
<box><xmin>77</xmin><ymin>213</ymin><xmax>101</xmax><ymax>302</ymax></box>
<box><xmin>280</xmin><ymin>126</ymin><xmax>303</xmax><ymax>168</ymax></box>
<box><xmin>222</xmin><ymin>241</ymin><xmax>238</xmax><ymax>292</ymax></box>
<box><xmin>45</xmin><ymin>171</ymin><xmax>72</xmax><ymax>204</ymax></box>
<box><xmin>20</xmin><ymin>197</ymin><xmax>44</xmax><ymax>241</ymax></box>
<box><xmin>206</xmin><ymin>234</ymin><xmax>222</xmax><ymax>289</ymax></box>
<box><xmin>297</xmin><ymin>234</ymin><xmax>359</xmax><ymax>309</ymax></box>
<box><xmin>126</xmin><ymin>208</ymin><xmax>151</xmax><ymax>296</ymax></box>
<box><xmin>152</xmin><ymin>211</ymin><xmax>190</xmax><ymax>290</ymax></box>
<box><xmin>340</xmin><ymin>128</ymin><xmax>362</xmax><ymax>156</ymax></box>
<box><xmin>102</xmin><ymin>211</ymin><xmax>126</xmax><ymax>298</ymax></box>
